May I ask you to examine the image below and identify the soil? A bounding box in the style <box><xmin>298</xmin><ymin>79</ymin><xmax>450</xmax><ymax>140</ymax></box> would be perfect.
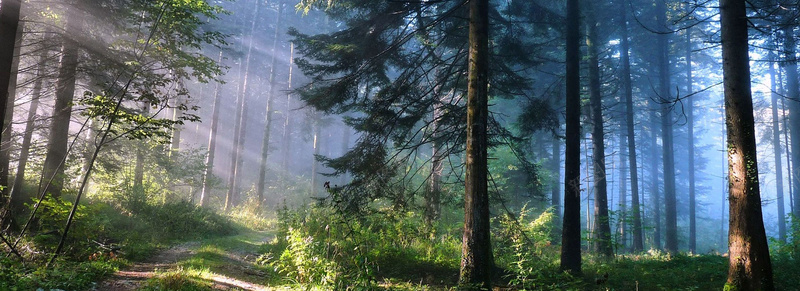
<box><xmin>93</xmin><ymin>235</ymin><xmax>272</xmax><ymax>291</ymax></box>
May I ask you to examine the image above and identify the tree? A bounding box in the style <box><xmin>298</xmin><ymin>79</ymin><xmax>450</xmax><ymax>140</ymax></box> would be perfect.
<box><xmin>685</xmin><ymin>24</ymin><xmax>698</xmax><ymax>253</ymax></box>
<box><xmin>720</xmin><ymin>0</ymin><xmax>775</xmax><ymax>288</ymax></box>
<box><xmin>256</xmin><ymin>0</ymin><xmax>286</xmax><ymax>208</ymax></box>
<box><xmin>0</xmin><ymin>0</ymin><xmax>21</xmax><ymax>200</ymax></box>
<box><xmin>40</xmin><ymin>4</ymin><xmax>80</xmax><ymax>199</ymax></box>
<box><xmin>769</xmin><ymin>48</ymin><xmax>787</xmax><ymax>242</ymax></box>
<box><xmin>459</xmin><ymin>0</ymin><xmax>492</xmax><ymax>288</ymax></box>
<box><xmin>560</xmin><ymin>0</ymin><xmax>582</xmax><ymax>275</ymax></box>
<box><xmin>200</xmin><ymin>51</ymin><xmax>224</xmax><ymax>208</ymax></box>
<box><xmin>586</xmin><ymin>5</ymin><xmax>613</xmax><ymax>257</ymax></box>
<box><xmin>656</xmin><ymin>0</ymin><xmax>678</xmax><ymax>254</ymax></box>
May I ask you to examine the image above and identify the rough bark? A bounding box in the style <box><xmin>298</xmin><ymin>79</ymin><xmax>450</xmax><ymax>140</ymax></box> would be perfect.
<box><xmin>459</xmin><ymin>0</ymin><xmax>492</xmax><ymax>288</ymax></box>
<box><xmin>200</xmin><ymin>52</ymin><xmax>224</xmax><ymax>208</ymax></box>
<box><xmin>256</xmin><ymin>1</ymin><xmax>284</xmax><ymax>208</ymax></box>
<box><xmin>41</xmin><ymin>11</ymin><xmax>79</xmax><ymax>199</ymax></box>
<box><xmin>720</xmin><ymin>0</ymin><xmax>775</xmax><ymax>289</ymax></box>
<box><xmin>587</xmin><ymin>9</ymin><xmax>612</xmax><ymax>257</ymax></box>
<box><xmin>560</xmin><ymin>0</ymin><xmax>582</xmax><ymax>275</ymax></box>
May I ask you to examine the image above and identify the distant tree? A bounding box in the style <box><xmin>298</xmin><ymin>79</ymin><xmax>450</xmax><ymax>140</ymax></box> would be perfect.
<box><xmin>200</xmin><ymin>52</ymin><xmax>224</xmax><ymax>208</ymax></box>
<box><xmin>655</xmin><ymin>0</ymin><xmax>678</xmax><ymax>254</ymax></box>
<box><xmin>719</xmin><ymin>0</ymin><xmax>774</xmax><ymax>289</ymax></box>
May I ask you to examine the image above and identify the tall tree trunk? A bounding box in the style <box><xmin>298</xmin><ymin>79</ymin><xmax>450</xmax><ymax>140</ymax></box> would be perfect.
<box><xmin>0</xmin><ymin>0</ymin><xmax>21</xmax><ymax>195</ymax></box>
<box><xmin>281</xmin><ymin>42</ymin><xmax>294</xmax><ymax>173</ymax></box>
<box><xmin>560</xmin><ymin>0</ymin><xmax>582</xmax><ymax>275</ymax></box>
<box><xmin>200</xmin><ymin>52</ymin><xmax>224</xmax><ymax>208</ymax></box>
<box><xmin>768</xmin><ymin>48</ymin><xmax>787</xmax><ymax>242</ymax></box>
<box><xmin>618</xmin><ymin>127</ymin><xmax>627</xmax><ymax>250</ymax></box>
<box><xmin>133</xmin><ymin>105</ymin><xmax>149</xmax><ymax>192</ymax></box>
<box><xmin>170</xmin><ymin>96</ymin><xmax>182</xmax><ymax>152</ymax></box>
<box><xmin>256</xmin><ymin>0</ymin><xmax>284</xmax><ymax>208</ymax></box>
<box><xmin>685</xmin><ymin>27</ymin><xmax>697</xmax><ymax>252</ymax></box>
<box><xmin>657</xmin><ymin>0</ymin><xmax>678</xmax><ymax>253</ymax></box>
<box><xmin>225</xmin><ymin>0</ymin><xmax>258</xmax><ymax>211</ymax></box>
<box><xmin>310</xmin><ymin>113</ymin><xmax>320</xmax><ymax>196</ymax></box>
<box><xmin>459</xmin><ymin>0</ymin><xmax>492</xmax><ymax>288</ymax></box>
<box><xmin>425</xmin><ymin>101</ymin><xmax>443</xmax><ymax>226</ymax></box>
<box><xmin>1</xmin><ymin>22</ymin><xmax>23</xmax><ymax>207</ymax></box>
<box><xmin>41</xmin><ymin>11</ymin><xmax>79</xmax><ymax>199</ymax></box>
<box><xmin>650</xmin><ymin>106</ymin><xmax>661</xmax><ymax>250</ymax></box>
<box><xmin>551</xmin><ymin>135</ymin><xmax>560</xmax><ymax>226</ymax></box>
<box><xmin>784</xmin><ymin>12</ymin><xmax>800</xmax><ymax>221</ymax></box>
<box><xmin>6</xmin><ymin>38</ymin><xmax>44</xmax><ymax>228</ymax></box>
<box><xmin>720</xmin><ymin>0</ymin><xmax>775</xmax><ymax>288</ymax></box>
<box><xmin>618</xmin><ymin>0</ymin><xmax>643</xmax><ymax>252</ymax></box>
<box><xmin>587</xmin><ymin>9</ymin><xmax>612</xmax><ymax>257</ymax></box>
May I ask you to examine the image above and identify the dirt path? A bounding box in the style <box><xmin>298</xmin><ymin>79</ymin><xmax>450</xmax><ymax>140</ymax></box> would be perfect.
<box><xmin>94</xmin><ymin>232</ymin><xmax>274</xmax><ymax>291</ymax></box>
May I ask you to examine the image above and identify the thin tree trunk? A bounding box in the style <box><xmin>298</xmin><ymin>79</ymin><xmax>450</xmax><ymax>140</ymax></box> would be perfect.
<box><xmin>650</xmin><ymin>108</ymin><xmax>661</xmax><ymax>250</ymax></box>
<box><xmin>310</xmin><ymin>113</ymin><xmax>320</xmax><ymax>196</ymax></box>
<box><xmin>769</xmin><ymin>49</ymin><xmax>787</xmax><ymax>242</ymax></box>
<box><xmin>41</xmin><ymin>11</ymin><xmax>79</xmax><ymax>199</ymax></box>
<box><xmin>783</xmin><ymin>12</ymin><xmax>800</xmax><ymax>220</ymax></box>
<box><xmin>256</xmin><ymin>0</ymin><xmax>284</xmax><ymax>208</ymax></box>
<box><xmin>618</xmin><ymin>126</ymin><xmax>627</xmax><ymax>251</ymax></box>
<box><xmin>170</xmin><ymin>96</ymin><xmax>182</xmax><ymax>152</ymax></box>
<box><xmin>720</xmin><ymin>0</ymin><xmax>775</xmax><ymax>288</ymax></box>
<box><xmin>657</xmin><ymin>0</ymin><xmax>678</xmax><ymax>253</ymax></box>
<box><xmin>200</xmin><ymin>51</ymin><xmax>224</xmax><ymax>208</ymax></box>
<box><xmin>1</xmin><ymin>23</ymin><xmax>23</xmax><ymax>206</ymax></box>
<box><xmin>281</xmin><ymin>42</ymin><xmax>294</xmax><ymax>173</ymax></box>
<box><xmin>560</xmin><ymin>0</ymin><xmax>582</xmax><ymax>275</ymax></box>
<box><xmin>618</xmin><ymin>0</ymin><xmax>643</xmax><ymax>252</ymax></box>
<box><xmin>551</xmin><ymin>135</ymin><xmax>560</xmax><ymax>226</ymax></box>
<box><xmin>685</xmin><ymin>27</ymin><xmax>697</xmax><ymax>252</ymax></box>
<box><xmin>459</xmin><ymin>0</ymin><xmax>492</xmax><ymax>288</ymax></box>
<box><xmin>587</xmin><ymin>9</ymin><xmax>612</xmax><ymax>257</ymax></box>
<box><xmin>425</xmin><ymin>101</ymin><xmax>443</xmax><ymax>226</ymax></box>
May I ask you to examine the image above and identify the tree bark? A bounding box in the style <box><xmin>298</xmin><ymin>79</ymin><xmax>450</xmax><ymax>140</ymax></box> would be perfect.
<box><xmin>459</xmin><ymin>0</ymin><xmax>492</xmax><ymax>288</ymax></box>
<box><xmin>560</xmin><ymin>0</ymin><xmax>582</xmax><ymax>275</ymax></box>
<box><xmin>656</xmin><ymin>0</ymin><xmax>678</xmax><ymax>254</ymax></box>
<box><xmin>41</xmin><ymin>10</ymin><xmax>79</xmax><ymax>199</ymax></box>
<box><xmin>256</xmin><ymin>0</ymin><xmax>284</xmax><ymax>208</ymax></box>
<box><xmin>720</xmin><ymin>0</ymin><xmax>775</xmax><ymax>289</ymax></box>
<box><xmin>200</xmin><ymin>51</ymin><xmax>224</xmax><ymax>208</ymax></box>
<box><xmin>586</xmin><ymin>9</ymin><xmax>612</xmax><ymax>257</ymax></box>
<box><xmin>281</xmin><ymin>42</ymin><xmax>295</xmax><ymax>173</ymax></box>
<box><xmin>650</xmin><ymin>102</ymin><xmax>661</xmax><ymax>250</ymax></box>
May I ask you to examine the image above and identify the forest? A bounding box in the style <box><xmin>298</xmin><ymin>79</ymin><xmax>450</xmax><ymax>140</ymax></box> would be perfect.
<box><xmin>0</xmin><ymin>0</ymin><xmax>799</xmax><ymax>290</ymax></box>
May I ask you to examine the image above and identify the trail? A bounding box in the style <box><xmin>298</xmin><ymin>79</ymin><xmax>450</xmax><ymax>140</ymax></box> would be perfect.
<box><xmin>94</xmin><ymin>231</ymin><xmax>275</xmax><ymax>291</ymax></box>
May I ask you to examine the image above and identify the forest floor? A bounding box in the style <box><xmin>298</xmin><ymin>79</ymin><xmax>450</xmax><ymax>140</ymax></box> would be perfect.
<box><xmin>93</xmin><ymin>230</ymin><xmax>275</xmax><ymax>291</ymax></box>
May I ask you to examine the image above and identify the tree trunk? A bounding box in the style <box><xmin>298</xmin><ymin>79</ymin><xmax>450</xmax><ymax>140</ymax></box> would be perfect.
<box><xmin>617</xmin><ymin>0</ymin><xmax>643</xmax><ymax>252</ymax></box>
<box><xmin>200</xmin><ymin>51</ymin><xmax>224</xmax><ymax>208</ymax></box>
<box><xmin>459</xmin><ymin>0</ymin><xmax>492</xmax><ymax>288</ymax></box>
<box><xmin>41</xmin><ymin>11</ymin><xmax>79</xmax><ymax>199</ymax></box>
<box><xmin>685</xmin><ymin>26</ymin><xmax>697</xmax><ymax>252</ymax></box>
<box><xmin>256</xmin><ymin>0</ymin><xmax>284</xmax><ymax>208</ymax></box>
<box><xmin>650</xmin><ymin>105</ymin><xmax>661</xmax><ymax>250</ymax></box>
<box><xmin>310</xmin><ymin>113</ymin><xmax>321</xmax><ymax>196</ymax></box>
<box><xmin>720</xmin><ymin>0</ymin><xmax>775</xmax><ymax>289</ymax></box>
<box><xmin>1</xmin><ymin>22</ymin><xmax>23</xmax><ymax>207</ymax></box>
<box><xmin>170</xmin><ymin>96</ymin><xmax>183</xmax><ymax>152</ymax></box>
<box><xmin>0</xmin><ymin>0</ymin><xmax>21</xmax><ymax>209</ymax></box>
<box><xmin>551</xmin><ymin>135</ymin><xmax>560</xmax><ymax>227</ymax></box>
<box><xmin>618</xmin><ymin>127</ymin><xmax>627</xmax><ymax>250</ymax></box>
<box><xmin>425</xmin><ymin>101</ymin><xmax>443</xmax><ymax>226</ymax></box>
<box><xmin>767</xmin><ymin>47</ymin><xmax>788</xmax><ymax>243</ymax></box>
<box><xmin>586</xmin><ymin>9</ymin><xmax>612</xmax><ymax>257</ymax></box>
<box><xmin>281</xmin><ymin>42</ymin><xmax>295</xmax><ymax>173</ymax></box>
<box><xmin>133</xmin><ymin>106</ymin><xmax>149</xmax><ymax>192</ymax></box>
<box><xmin>5</xmin><ymin>37</ymin><xmax>44</xmax><ymax>228</ymax></box>
<box><xmin>656</xmin><ymin>0</ymin><xmax>678</xmax><ymax>254</ymax></box>
<box><xmin>560</xmin><ymin>0</ymin><xmax>582</xmax><ymax>275</ymax></box>
<box><xmin>784</xmin><ymin>13</ymin><xmax>800</xmax><ymax>221</ymax></box>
